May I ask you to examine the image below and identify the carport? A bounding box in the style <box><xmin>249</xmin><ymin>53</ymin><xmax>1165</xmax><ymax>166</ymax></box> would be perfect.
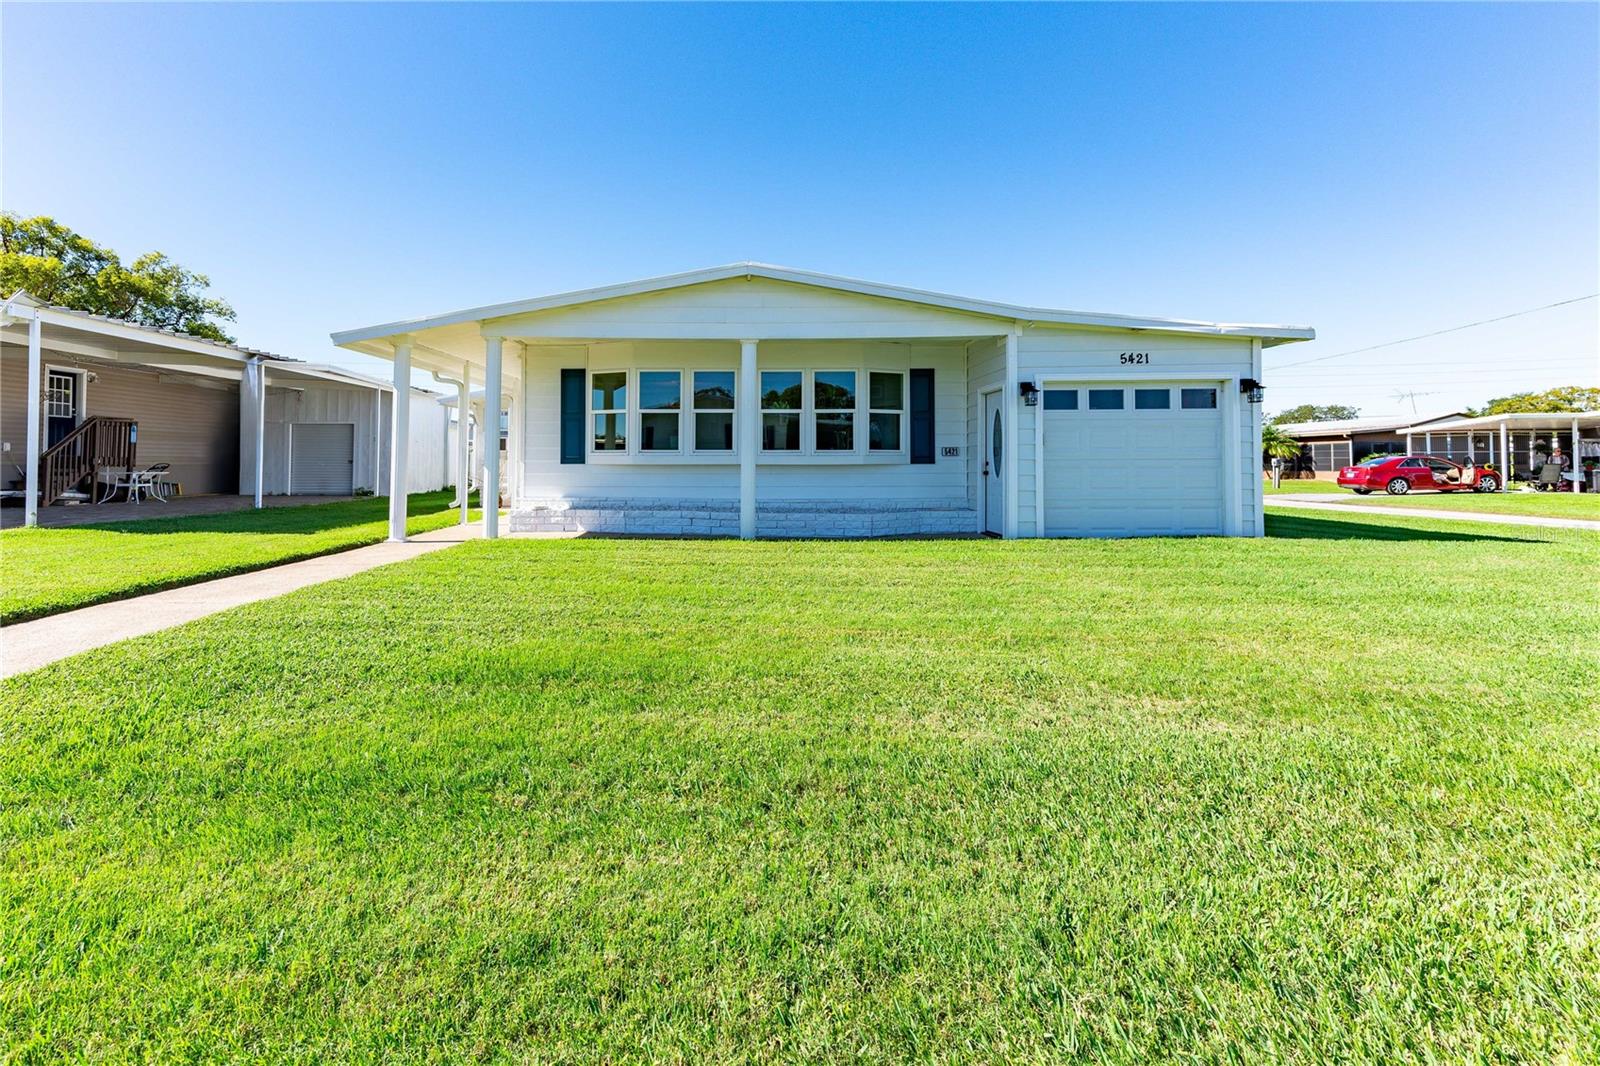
<box><xmin>1405</xmin><ymin>411</ymin><xmax>1599</xmax><ymax>489</ymax></box>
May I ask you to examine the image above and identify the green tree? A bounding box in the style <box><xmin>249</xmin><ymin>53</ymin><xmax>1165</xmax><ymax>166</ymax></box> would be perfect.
<box><xmin>1270</xmin><ymin>403</ymin><xmax>1360</xmax><ymax>425</ymax></box>
<box><xmin>1</xmin><ymin>213</ymin><xmax>236</xmax><ymax>342</ymax></box>
<box><xmin>1473</xmin><ymin>386</ymin><xmax>1600</xmax><ymax>416</ymax></box>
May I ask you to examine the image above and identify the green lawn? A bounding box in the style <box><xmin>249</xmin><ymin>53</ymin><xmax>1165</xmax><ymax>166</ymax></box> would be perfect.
<box><xmin>1323</xmin><ymin>490</ymin><xmax>1600</xmax><ymax>519</ymax></box>
<box><xmin>0</xmin><ymin>491</ymin><xmax>476</xmax><ymax>624</ymax></box>
<box><xmin>3</xmin><ymin>513</ymin><xmax>1598</xmax><ymax>1062</ymax></box>
<box><xmin>1262</xmin><ymin>478</ymin><xmax>1346</xmax><ymax>494</ymax></box>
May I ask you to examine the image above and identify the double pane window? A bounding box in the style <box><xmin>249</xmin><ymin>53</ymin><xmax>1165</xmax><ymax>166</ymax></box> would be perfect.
<box><xmin>639</xmin><ymin>371</ymin><xmax>681</xmax><ymax>452</ymax></box>
<box><xmin>692</xmin><ymin>371</ymin><xmax>735</xmax><ymax>451</ymax></box>
<box><xmin>761</xmin><ymin>371</ymin><xmax>802</xmax><ymax>451</ymax></box>
<box><xmin>814</xmin><ymin>371</ymin><xmax>856</xmax><ymax>451</ymax></box>
<box><xmin>868</xmin><ymin>372</ymin><xmax>903</xmax><ymax>451</ymax></box>
<box><xmin>591</xmin><ymin>371</ymin><xmax>627</xmax><ymax>451</ymax></box>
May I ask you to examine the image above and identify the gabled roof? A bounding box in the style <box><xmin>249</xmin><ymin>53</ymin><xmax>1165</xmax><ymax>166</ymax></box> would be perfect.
<box><xmin>331</xmin><ymin>262</ymin><xmax>1316</xmax><ymax>347</ymax></box>
<box><xmin>1275</xmin><ymin>412</ymin><xmax>1465</xmax><ymax>437</ymax></box>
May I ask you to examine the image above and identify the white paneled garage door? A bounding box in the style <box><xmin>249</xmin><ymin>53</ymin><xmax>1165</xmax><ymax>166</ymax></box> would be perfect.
<box><xmin>1042</xmin><ymin>384</ymin><xmax>1224</xmax><ymax>536</ymax></box>
<box><xmin>290</xmin><ymin>422</ymin><xmax>355</xmax><ymax>495</ymax></box>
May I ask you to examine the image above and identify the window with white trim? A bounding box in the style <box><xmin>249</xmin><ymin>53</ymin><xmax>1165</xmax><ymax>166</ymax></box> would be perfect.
<box><xmin>761</xmin><ymin>371</ymin><xmax>802</xmax><ymax>451</ymax></box>
<box><xmin>590</xmin><ymin>371</ymin><xmax>627</xmax><ymax>451</ymax></box>
<box><xmin>813</xmin><ymin>370</ymin><xmax>856</xmax><ymax>451</ymax></box>
<box><xmin>692</xmin><ymin>371</ymin><xmax>735</xmax><ymax>452</ymax></box>
<box><xmin>868</xmin><ymin>371</ymin><xmax>904</xmax><ymax>451</ymax></box>
<box><xmin>639</xmin><ymin>371</ymin><xmax>681</xmax><ymax>452</ymax></box>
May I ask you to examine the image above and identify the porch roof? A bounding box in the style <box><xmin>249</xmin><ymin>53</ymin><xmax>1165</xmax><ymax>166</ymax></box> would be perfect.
<box><xmin>330</xmin><ymin>262</ymin><xmax>1316</xmax><ymax>372</ymax></box>
<box><xmin>0</xmin><ymin>291</ymin><xmax>413</xmax><ymax>393</ymax></box>
<box><xmin>1412</xmin><ymin>411</ymin><xmax>1600</xmax><ymax>434</ymax></box>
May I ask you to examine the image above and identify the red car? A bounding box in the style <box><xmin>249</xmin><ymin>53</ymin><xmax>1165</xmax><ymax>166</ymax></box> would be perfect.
<box><xmin>1337</xmin><ymin>455</ymin><xmax>1501</xmax><ymax>495</ymax></box>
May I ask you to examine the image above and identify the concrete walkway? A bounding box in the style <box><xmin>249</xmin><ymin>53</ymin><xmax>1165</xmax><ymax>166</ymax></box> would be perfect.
<box><xmin>1267</xmin><ymin>497</ymin><xmax>1600</xmax><ymax>532</ymax></box>
<box><xmin>1</xmin><ymin>524</ymin><xmax>481</xmax><ymax>679</ymax></box>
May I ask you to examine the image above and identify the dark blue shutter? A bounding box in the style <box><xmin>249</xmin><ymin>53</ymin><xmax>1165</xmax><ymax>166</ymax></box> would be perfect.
<box><xmin>560</xmin><ymin>369</ymin><xmax>585</xmax><ymax>464</ymax></box>
<box><xmin>909</xmin><ymin>368</ymin><xmax>935</xmax><ymax>464</ymax></box>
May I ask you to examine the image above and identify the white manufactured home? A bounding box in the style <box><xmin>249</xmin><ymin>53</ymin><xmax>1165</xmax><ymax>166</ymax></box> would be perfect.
<box><xmin>333</xmin><ymin>264</ymin><xmax>1313</xmax><ymax>540</ymax></box>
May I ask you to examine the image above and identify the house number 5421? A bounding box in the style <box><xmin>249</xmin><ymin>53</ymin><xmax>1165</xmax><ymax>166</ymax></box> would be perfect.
<box><xmin>1119</xmin><ymin>352</ymin><xmax>1150</xmax><ymax>365</ymax></box>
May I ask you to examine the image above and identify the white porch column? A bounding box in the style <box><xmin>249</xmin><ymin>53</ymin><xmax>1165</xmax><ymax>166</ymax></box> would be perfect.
<box><xmin>1424</xmin><ymin>431</ymin><xmax>1432</xmax><ymax>455</ymax></box>
<box><xmin>1573</xmin><ymin>415</ymin><xmax>1583</xmax><ymax>492</ymax></box>
<box><xmin>457</xmin><ymin>361</ymin><xmax>471</xmax><ymax>523</ymax></box>
<box><xmin>1405</xmin><ymin>432</ymin><xmax>1413</xmax><ymax>454</ymax></box>
<box><xmin>483</xmin><ymin>335</ymin><xmax>502</xmax><ymax>539</ymax></box>
<box><xmin>251</xmin><ymin>357</ymin><xmax>266</xmax><ymax>508</ymax></box>
<box><xmin>739</xmin><ymin>339</ymin><xmax>758</xmax><ymax>539</ymax></box>
<box><xmin>23</xmin><ymin>311</ymin><xmax>41</xmax><ymax>527</ymax></box>
<box><xmin>388</xmin><ymin>338</ymin><xmax>413</xmax><ymax>542</ymax></box>
<box><xmin>510</xmin><ymin>342</ymin><xmax>526</xmax><ymax>512</ymax></box>
<box><xmin>1221</xmin><ymin>377</ymin><xmax>1242</xmax><ymax>536</ymax></box>
<box><xmin>1002</xmin><ymin>330</ymin><xmax>1020</xmax><ymax>539</ymax></box>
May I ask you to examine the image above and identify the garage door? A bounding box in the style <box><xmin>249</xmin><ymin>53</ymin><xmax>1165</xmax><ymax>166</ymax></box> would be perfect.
<box><xmin>1042</xmin><ymin>384</ymin><xmax>1224</xmax><ymax>536</ymax></box>
<box><xmin>290</xmin><ymin>422</ymin><xmax>355</xmax><ymax>495</ymax></box>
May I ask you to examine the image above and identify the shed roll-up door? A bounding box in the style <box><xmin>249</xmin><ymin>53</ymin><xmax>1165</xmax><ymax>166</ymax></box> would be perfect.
<box><xmin>290</xmin><ymin>422</ymin><xmax>355</xmax><ymax>495</ymax></box>
<box><xmin>1041</xmin><ymin>384</ymin><xmax>1225</xmax><ymax>537</ymax></box>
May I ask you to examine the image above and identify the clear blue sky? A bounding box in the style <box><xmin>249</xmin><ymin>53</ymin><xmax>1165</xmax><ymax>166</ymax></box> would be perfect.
<box><xmin>4</xmin><ymin>2</ymin><xmax>1596</xmax><ymax>417</ymax></box>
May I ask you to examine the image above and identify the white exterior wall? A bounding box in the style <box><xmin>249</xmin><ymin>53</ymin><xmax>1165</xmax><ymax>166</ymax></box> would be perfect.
<box><xmin>377</xmin><ymin>390</ymin><xmax>452</xmax><ymax>495</ymax></box>
<box><xmin>517</xmin><ymin>339</ymin><xmax>972</xmax><ymax>508</ymax></box>
<box><xmin>1015</xmin><ymin>328</ymin><xmax>1261</xmax><ymax>537</ymax></box>
<box><xmin>255</xmin><ymin>385</ymin><xmax>382</xmax><ymax>496</ymax></box>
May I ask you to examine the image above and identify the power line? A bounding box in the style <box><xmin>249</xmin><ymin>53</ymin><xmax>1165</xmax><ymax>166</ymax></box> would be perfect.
<box><xmin>1270</xmin><ymin>294</ymin><xmax>1599</xmax><ymax>373</ymax></box>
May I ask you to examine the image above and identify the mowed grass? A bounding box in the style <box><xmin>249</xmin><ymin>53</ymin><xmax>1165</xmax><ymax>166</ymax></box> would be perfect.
<box><xmin>1327</xmin><ymin>489</ymin><xmax>1600</xmax><ymax>519</ymax></box>
<box><xmin>3</xmin><ymin>512</ymin><xmax>1598</xmax><ymax>1062</ymax></box>
<box><xmin>0</xmin><ymin>491</ymin><xmax>475</xmax><ymax>623</ymax></box>
<box><xmin>1262</xmin><ymin>478</ymin><xmax>1347</xmax><ymax>494</ymax></box>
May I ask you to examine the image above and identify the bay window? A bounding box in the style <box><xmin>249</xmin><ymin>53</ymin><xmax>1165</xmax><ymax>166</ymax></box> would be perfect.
<box><xmin>813</xmin><ymin>370</ymin><xmax>856</xmax><ymax>451</ymax></box>
<box><xmin>591</xmin><ymin>371</ymin><xmax>627</xmax><ymax>451</ymax></box>
<box><xmin>761</xmin><ymin>371</ymin><xmax>802</xmax><ymax>451</ymax></box>
<box><xmin>692</xmin><ymin>371</ymin><xmax>735</xmax><ymax>451</ymax></box>
<box><xmin>868</xmin><ymin>371</ymin><xmax>903</xmax><ymax>451</ymax></box>
<box><xmin>639</xmin><ymin>371</ymin><xmax>681</xmax><ymax>451</ymax></box>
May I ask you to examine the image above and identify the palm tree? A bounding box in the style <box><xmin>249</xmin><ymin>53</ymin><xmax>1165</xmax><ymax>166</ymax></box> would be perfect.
<box><xmin>1261</xmin><ymin>423</ymin><xmax>1303</xmax><ymax>463</ymax></box>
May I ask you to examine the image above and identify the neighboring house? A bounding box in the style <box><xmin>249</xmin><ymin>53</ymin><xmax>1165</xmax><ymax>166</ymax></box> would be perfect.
<box><xmin>334</xmin><ymin>263</ymin><xmax>1313</xmax><ymax>539</ymax></box>
<box><xmin>1</xmin><ymin>292</ymin><xmax>452</xmax><ymax>525</ymax></box>
<box><xmin>1402</xmin><ymin>411</ymin><xmax>1600</xmax><ymax>485</ymax></box>
<box><xmin>1273</xmin><ymin>413</ymin><xmax>1464</xmax><ymax>478</ymax></box>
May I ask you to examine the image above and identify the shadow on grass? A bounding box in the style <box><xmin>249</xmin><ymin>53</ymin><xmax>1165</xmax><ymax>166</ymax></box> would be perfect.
<box><xmin>1265</xmin><ymin>512</ymin><xmax>1538</xmax><ymax>543</ymax></box>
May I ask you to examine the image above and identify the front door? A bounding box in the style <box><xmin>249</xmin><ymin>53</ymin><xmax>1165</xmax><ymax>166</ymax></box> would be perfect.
<box><xmin>45</xmin><ymin>370</ymin><xmax>79</xmax><ymax>447</ymax></box>
<box><xmin>983</xmin><ymin>390</ymin><xmax>1004</xmax><ymax>535</ymax></box>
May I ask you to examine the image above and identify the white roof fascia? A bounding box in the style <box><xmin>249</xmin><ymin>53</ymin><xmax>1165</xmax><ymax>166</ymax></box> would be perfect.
<box><xmin>331</xmin><ymin>263</ymin><xmax>1316</xmax><ymax>349</ymax></box>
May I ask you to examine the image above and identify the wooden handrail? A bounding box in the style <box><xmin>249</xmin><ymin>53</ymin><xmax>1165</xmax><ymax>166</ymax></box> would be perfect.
<box><xmin>38</xmin><ymin>416</ymin><xmax>138</xmax><ymax>507</ymax></box>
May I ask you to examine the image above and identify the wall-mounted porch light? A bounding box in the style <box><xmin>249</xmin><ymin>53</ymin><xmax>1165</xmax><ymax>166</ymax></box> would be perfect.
<box><xmin>1240</xmin><ymin>378</ymin><xmax>1265</xmax><ymax>404</ymax></box>
<box><xmin>1020</xmin><ymin>380</ymin><xmax>1040</xmax><ymax>406</ymax></box>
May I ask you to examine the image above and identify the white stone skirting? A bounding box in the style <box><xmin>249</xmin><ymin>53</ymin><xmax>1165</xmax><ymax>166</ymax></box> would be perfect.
<box><xmin>509</xmin><ymin>498</ymin><xmax>978</xmax><ymax>538</ymax></box>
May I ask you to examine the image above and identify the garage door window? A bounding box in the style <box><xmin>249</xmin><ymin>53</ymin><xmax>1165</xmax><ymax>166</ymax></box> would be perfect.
<box><xmin>1088</xmin><ymin>389</ymin><xmax>1124</xmax><ymax>410</ymax></box>
<box><xmin>1043</xmin><ymin>389</ymin><xmax>1077</xmax><ymax>410</ymax></box>
<box><xmin>1134</xmin><ymin>388</ymin><xmax>1171</xmax><ymax>410</ymax></box>
<box><xmin>1181</xmin><ymin>388</ymin><xmax>1217</xmax><ymax>409</ymax></box>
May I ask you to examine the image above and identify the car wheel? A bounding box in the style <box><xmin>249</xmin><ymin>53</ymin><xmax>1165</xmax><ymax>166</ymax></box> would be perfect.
<box><xmin>1386</xmin><ymin>478</ymin><xmax>1410</xmax><ymax>495</ymax></box>
<box><xmin>1352</xmin><ymin>488</ymin><xmax>1372</xmax><ymax>495</ymax></box>
<box><xmin>1474</xmin><ymin>476</ymin><xmax>1499</xmax><ymax>494</ymax></box>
